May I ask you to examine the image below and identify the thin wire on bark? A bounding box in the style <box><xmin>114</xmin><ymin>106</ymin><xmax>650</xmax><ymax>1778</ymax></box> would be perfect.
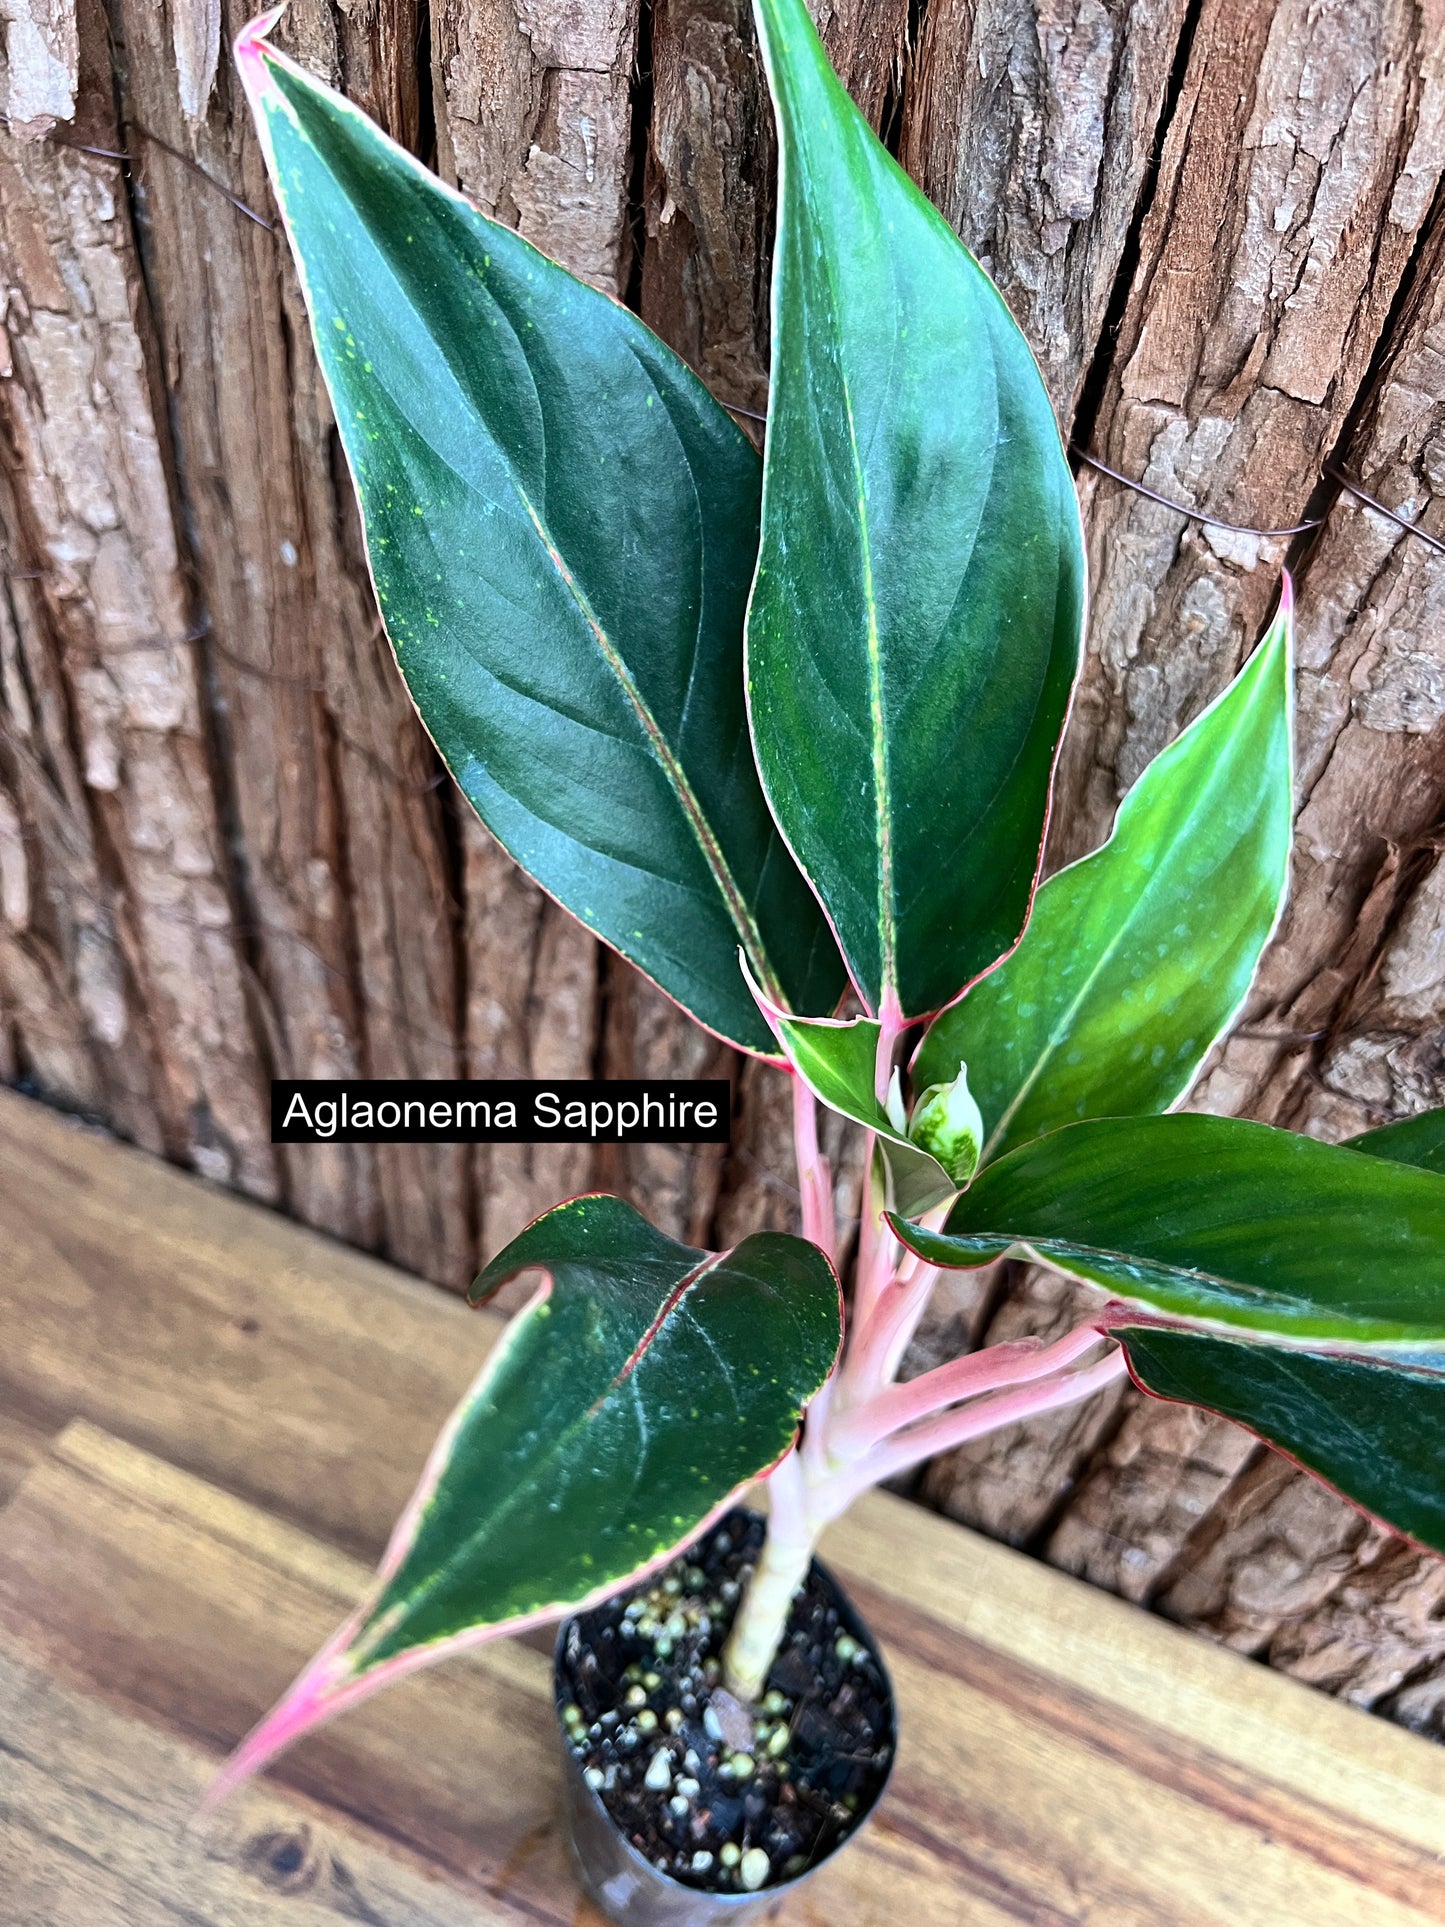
<box><xmin>1076</xmin><ymin>448</ymin><xmax>1445</xmax><ymax>558</ymax></box>
<box><xmin>8</xmin><ymin>120</ymin><xmax>1441</xmax><ymax>564</ymax></box>
<box><xmin>0</xmin><ymin>116</ymin><xmax>274</xmax><ymax>229</ymax></box>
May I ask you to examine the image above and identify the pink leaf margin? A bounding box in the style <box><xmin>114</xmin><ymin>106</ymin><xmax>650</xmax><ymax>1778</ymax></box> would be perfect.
<box><xmin>204</xmin><ymin>1189</ymin><xmax>840</xmax><ymax>1807</ymax></box>
<box><xmin>232</xmin><ymin>5</ymin><xmax>834</xmax><ymax>1066</ymax></box>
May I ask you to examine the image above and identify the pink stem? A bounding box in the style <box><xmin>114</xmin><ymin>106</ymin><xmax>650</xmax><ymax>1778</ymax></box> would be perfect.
<box><xmin>722</xmin><ymin>1447</ymin><xmax>816</xmax><ymax>1700</ymax></box>
<box><xmin>837</xmin><ymin>1211</ymin><xmax>950</xmax><ymax>1407</ymax></box>
<box><xmin>801</xmin><ymin>1370</ymin><xmax>836</xmax><ymax>1482</ymax></box>
<box><xmin>830</xmin><ymin>1349</ymin><xmax>1127</xmax><ymax>1505</ymax></box>
<box><xmin>848</xmin><ymin>1135</ymin><xmax>894</xmax><ymax>1337</ymax></box>
<box><xmin>873</xmin><ymin>988</ymin><xmax>905</xmax><ymax>1107</ymax></box>
<box><xmin>828</xmin><ymin>1322</ymin><xmax>1107</xmax><ymax>1460</ymax></box>
<box><xmin>791</xmin><ymin>1072</ymin><xmax>834</xmax><ymax>1263</ymax></box>
<box><xmin>872</xmin><ymin>1259</ymin><xmax>937</xmax><ymax>1386</ymax></box>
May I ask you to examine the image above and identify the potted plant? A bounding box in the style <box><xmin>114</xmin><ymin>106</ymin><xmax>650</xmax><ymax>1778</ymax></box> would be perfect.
<box><xmin>215</xmin><ymin>2</ymin><xmax>1445</xmax><ymax>1916</ymax></box>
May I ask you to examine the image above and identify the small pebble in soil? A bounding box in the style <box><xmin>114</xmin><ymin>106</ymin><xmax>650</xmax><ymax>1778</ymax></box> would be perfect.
<box><xmin>739</xmin><ymin>1847</ymin><xmax>771</xmax><ymax>1892</ymax></box>
<box><xmin>558</xmin><ymin>1510</ymin><xmax>894</xmax><ymax>1896</ymax></box>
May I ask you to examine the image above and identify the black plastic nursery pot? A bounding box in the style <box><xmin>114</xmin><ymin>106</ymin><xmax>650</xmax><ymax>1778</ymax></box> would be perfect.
<box><xmin>552</xmin><ymin>1509</ymin><xmax>896</xmax><ymax>1926</ymax></box>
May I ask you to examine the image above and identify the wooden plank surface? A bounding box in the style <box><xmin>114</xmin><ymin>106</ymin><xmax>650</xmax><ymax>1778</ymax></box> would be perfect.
<box><xmin>2</xmin><ymin>1086</ymin><xmax>1444</xmax><ymax>1922</ymax></box>
<box><xmin>0</xmin><ymin>1087</ymin><xmax>482</xmax><ymax>1540</ymax></box>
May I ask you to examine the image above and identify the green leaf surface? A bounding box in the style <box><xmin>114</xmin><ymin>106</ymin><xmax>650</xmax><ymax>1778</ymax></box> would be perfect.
<box><xmin>1347</xmin><ymin>1108</ymin><xmax>1445</xmax><ymax>1176</ymax></box>
<box><xmin>237</xmin><ymin>23</ymin><xmax>844</xmax><ymax>1053</ymax></box>
<box><xmin>915</xmin><ymin>594</ymin><xmax>1293</xmax><ymax>1162</ymax></box>
<box><xmin>746</xmin><ymin>0</ymin><xmax>1084</xmax><ymax>1021</ymax></box>
<box><xmin>762</xmin><ymin>1001</ymin><xmax>955</xmax><ymax>1214</ymax></box>
<box><xmin>387</xmin><ymin>1198</ymin><xmax>841</xmax><ymax>1660</ymax></box>
<box><xmin>876</xmin><ymin>1134</ymin><xmax>958</xmax><ymax>1220</ymax></box>
<box><xmin>216</xmin><ymin>1190</ymin><xmax>840</xmax><ymax>1793</ymax></box>
<box><xmin>769</xmin><ymin>1005</ymin><xmax>888</xmax><ymax>1131</ymax></box>
<box><xmin>892</xmin><ymin>1113</ymin><xmax>1445</xmax><ymax>1351</ymax></box>
<box><xmin>1118</xmin><ymin>1326</ymin><xmax>1445</xmax><ymax>1556</ymax></box>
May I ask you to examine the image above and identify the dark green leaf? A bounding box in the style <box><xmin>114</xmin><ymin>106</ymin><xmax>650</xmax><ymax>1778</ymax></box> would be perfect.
<box><xmin>915</xmin><ymin>594</ymin><xmax>1293</xmax><ymax>1162</ymax></box>
<box><xmin>1119</xmin><ymin>1326</ymin><xmax>1445</xmax><ymax>1556</ymax></box>
<box><xmin>746</xmin><ymin>0</ymin><xmax>1084</xmax><ymax>1021</ymax></box>
<box><xmin>238</xmin><ymin>23</ymin><xmax>844</xmax><ymax>1053</ymax></box>
<box><xmin>1346</xmin><ymin>1109</ymin><xmax>1445</xmax><ymax>1176</ymax></box>
<box><xmin>892</xmin><ymin>1113</ymin><xmax>1445</xmax><ymax>1351</ymax></box>
<box><xmin>216</xmin><ymin>1191</ymin><xmax>841</xmax><ymax>1791</ymax></box>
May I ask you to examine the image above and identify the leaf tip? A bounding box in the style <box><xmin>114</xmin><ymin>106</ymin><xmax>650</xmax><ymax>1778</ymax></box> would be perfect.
<box><xmin>201</xmin><ymin>1649</ymin><xmax>344</xmax><ymax>1811</ymax></box>
<box><xmin>908</xmin><ymin>1061</ymin><xmax>984</xmax><ymax>1187</ymax></box>
<box><xmin>233</xmin><ymin>6</ymin><xmax>288</xmax><ymax>93</ymax></box>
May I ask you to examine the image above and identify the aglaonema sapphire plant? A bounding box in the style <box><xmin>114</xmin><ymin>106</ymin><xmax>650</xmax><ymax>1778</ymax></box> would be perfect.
<box><xmin>218</xmin><ymin>0</ymin><xmax>1445</xmax><ymax>1871</ymax></box>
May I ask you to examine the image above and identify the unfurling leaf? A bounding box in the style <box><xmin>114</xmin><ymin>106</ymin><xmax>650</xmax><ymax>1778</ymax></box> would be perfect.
<box><xmin>746</xmin><ymin>0</ymin><xmax>1084</xmax><ymax>1023</ymax></box>
<box><xmin>915</xmin><ymin>589</ymin><xmax>1293</xmax><ymax>1163</ymax></box>
<box><xmin>892</xmin><ymin>1113</ymin><xmax>1445</xmax><ymax>1354</ymax></box>
<box><xmin>908</xmin><ymin>1062</ymin><xmax>984</xmax><ymax>1189</ymax></box>
<box><xmin>1119</xmin><ymin>1326</ymin><xmax>1445</xmax><ymax>1556</ymax></box>
<box><xmin>212</xmin><ymin>1193</ymin><xmax>841</xmax><ymax>1797</ymax></box>
<box><xmin>236</xmin><ymin>13</ymin><xmax>844</xmax><ymax>1055</ymax></box>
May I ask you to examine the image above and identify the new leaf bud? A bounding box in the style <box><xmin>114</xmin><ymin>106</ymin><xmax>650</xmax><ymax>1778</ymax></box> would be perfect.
<box><xmin>908</xmin><ymin>1060</ymin><xmax>984</xmax><ymax>1187</ymax></box>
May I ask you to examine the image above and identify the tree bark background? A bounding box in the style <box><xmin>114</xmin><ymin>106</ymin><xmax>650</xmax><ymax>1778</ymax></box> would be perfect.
<box><xmin>3</xmin><ymin>0</ymin><xmax>1445</xmax><ymax>1732</ymax></box>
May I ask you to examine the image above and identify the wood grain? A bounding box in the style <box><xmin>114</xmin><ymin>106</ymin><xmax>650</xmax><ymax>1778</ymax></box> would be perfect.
<box><xmin>104</xmin><ymin>0</ymin><xmax>470</xmax><ymax>1281</ymax></box>
<box><xmin>0</xmin><ymin>7</ymin><xmax>275</xmax><ymax>1194</ymax></box>
<box><xmin>1044</xmin><ymin>201</ymin><xmax>1445</xmax><ymax>1705</ymax></box>
<box><xmin>1053</xmin><ymin>0</ymin><xmax>1445</xmax><ymax>861</ymax></box>
<box><xmin>0</xmin><ymin>1087</ymin><xmax>482</xmax><ymax>1556</ymax></box>
<box><xmin>916</xmin><ymin>0</ymin><xmax>1445</xmax><ymax>1719</ymax></box>
<box><xmin>1</xmin><ymin>1416</ymin><xmax>1442</xmax><ymax>1924</ymax></box>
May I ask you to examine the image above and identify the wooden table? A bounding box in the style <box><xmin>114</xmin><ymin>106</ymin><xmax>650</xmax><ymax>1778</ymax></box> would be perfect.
<box><xmin>1</xmin><ymin>1088</ymin><xmax>1443</xmax><ymax>1924</ymax></box>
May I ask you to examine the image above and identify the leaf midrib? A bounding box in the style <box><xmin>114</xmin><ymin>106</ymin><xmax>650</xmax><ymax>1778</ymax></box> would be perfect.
<box><xmin>511</xmin><ymin>487</ymin><xmax>786</xmax><ymax>1006</ymax></box>
<box><xmin>978</xmin><ymin>671</ymin><xmax>1279</xmax><ymax>1161</ymax></box>
<box><xmin>786</xmin><ymin>108</ymin><xmax>894</xmax><ymax>1007</ymax></box>
<box><xmin>976</xmin><ymin>1232</ymin><xmax>1445</xmax><ymax>1342</ymax></box>
<box><xmin>271</xmin><ymin>78</ymin><xmax>790</xmax><ymax>1014</ymax></box>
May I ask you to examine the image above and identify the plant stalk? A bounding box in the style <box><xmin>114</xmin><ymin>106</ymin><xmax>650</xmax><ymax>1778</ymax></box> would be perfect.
<box><xmin>792</xmin><ymin>1073</ymin><xmax>835</xmax><ymax>1261</ymax></box>
<box><xmin>721</xmin><ymin>1448</ymin><xmax>815</xmax><ymax>1702</ymax></box>
<box><xmin>725</xmin><ymin>1058</ymin><xmax>1124</xmax><ymax>1706</ymax></box>
<box><xmin>832</xmin><ymin>1347</ymin><xmax>1127</xmax><ymax>1504</ymax></box>
<box><xmin>828</xmin><ymin>1323</ymin><xmax>1108</xmax><ymax>1460</ymax></box>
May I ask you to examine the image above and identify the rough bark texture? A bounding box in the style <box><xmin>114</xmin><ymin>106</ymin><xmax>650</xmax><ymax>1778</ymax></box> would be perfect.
<box><xmin>3</xmin><ymin>0</ymin><xmax>1444</xmax><ymax>1731</ymax></box>
<box><xmin>903</xmin><ymin>0</ymin><xmax>1192</xmax><ymax>421</ymax></box>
